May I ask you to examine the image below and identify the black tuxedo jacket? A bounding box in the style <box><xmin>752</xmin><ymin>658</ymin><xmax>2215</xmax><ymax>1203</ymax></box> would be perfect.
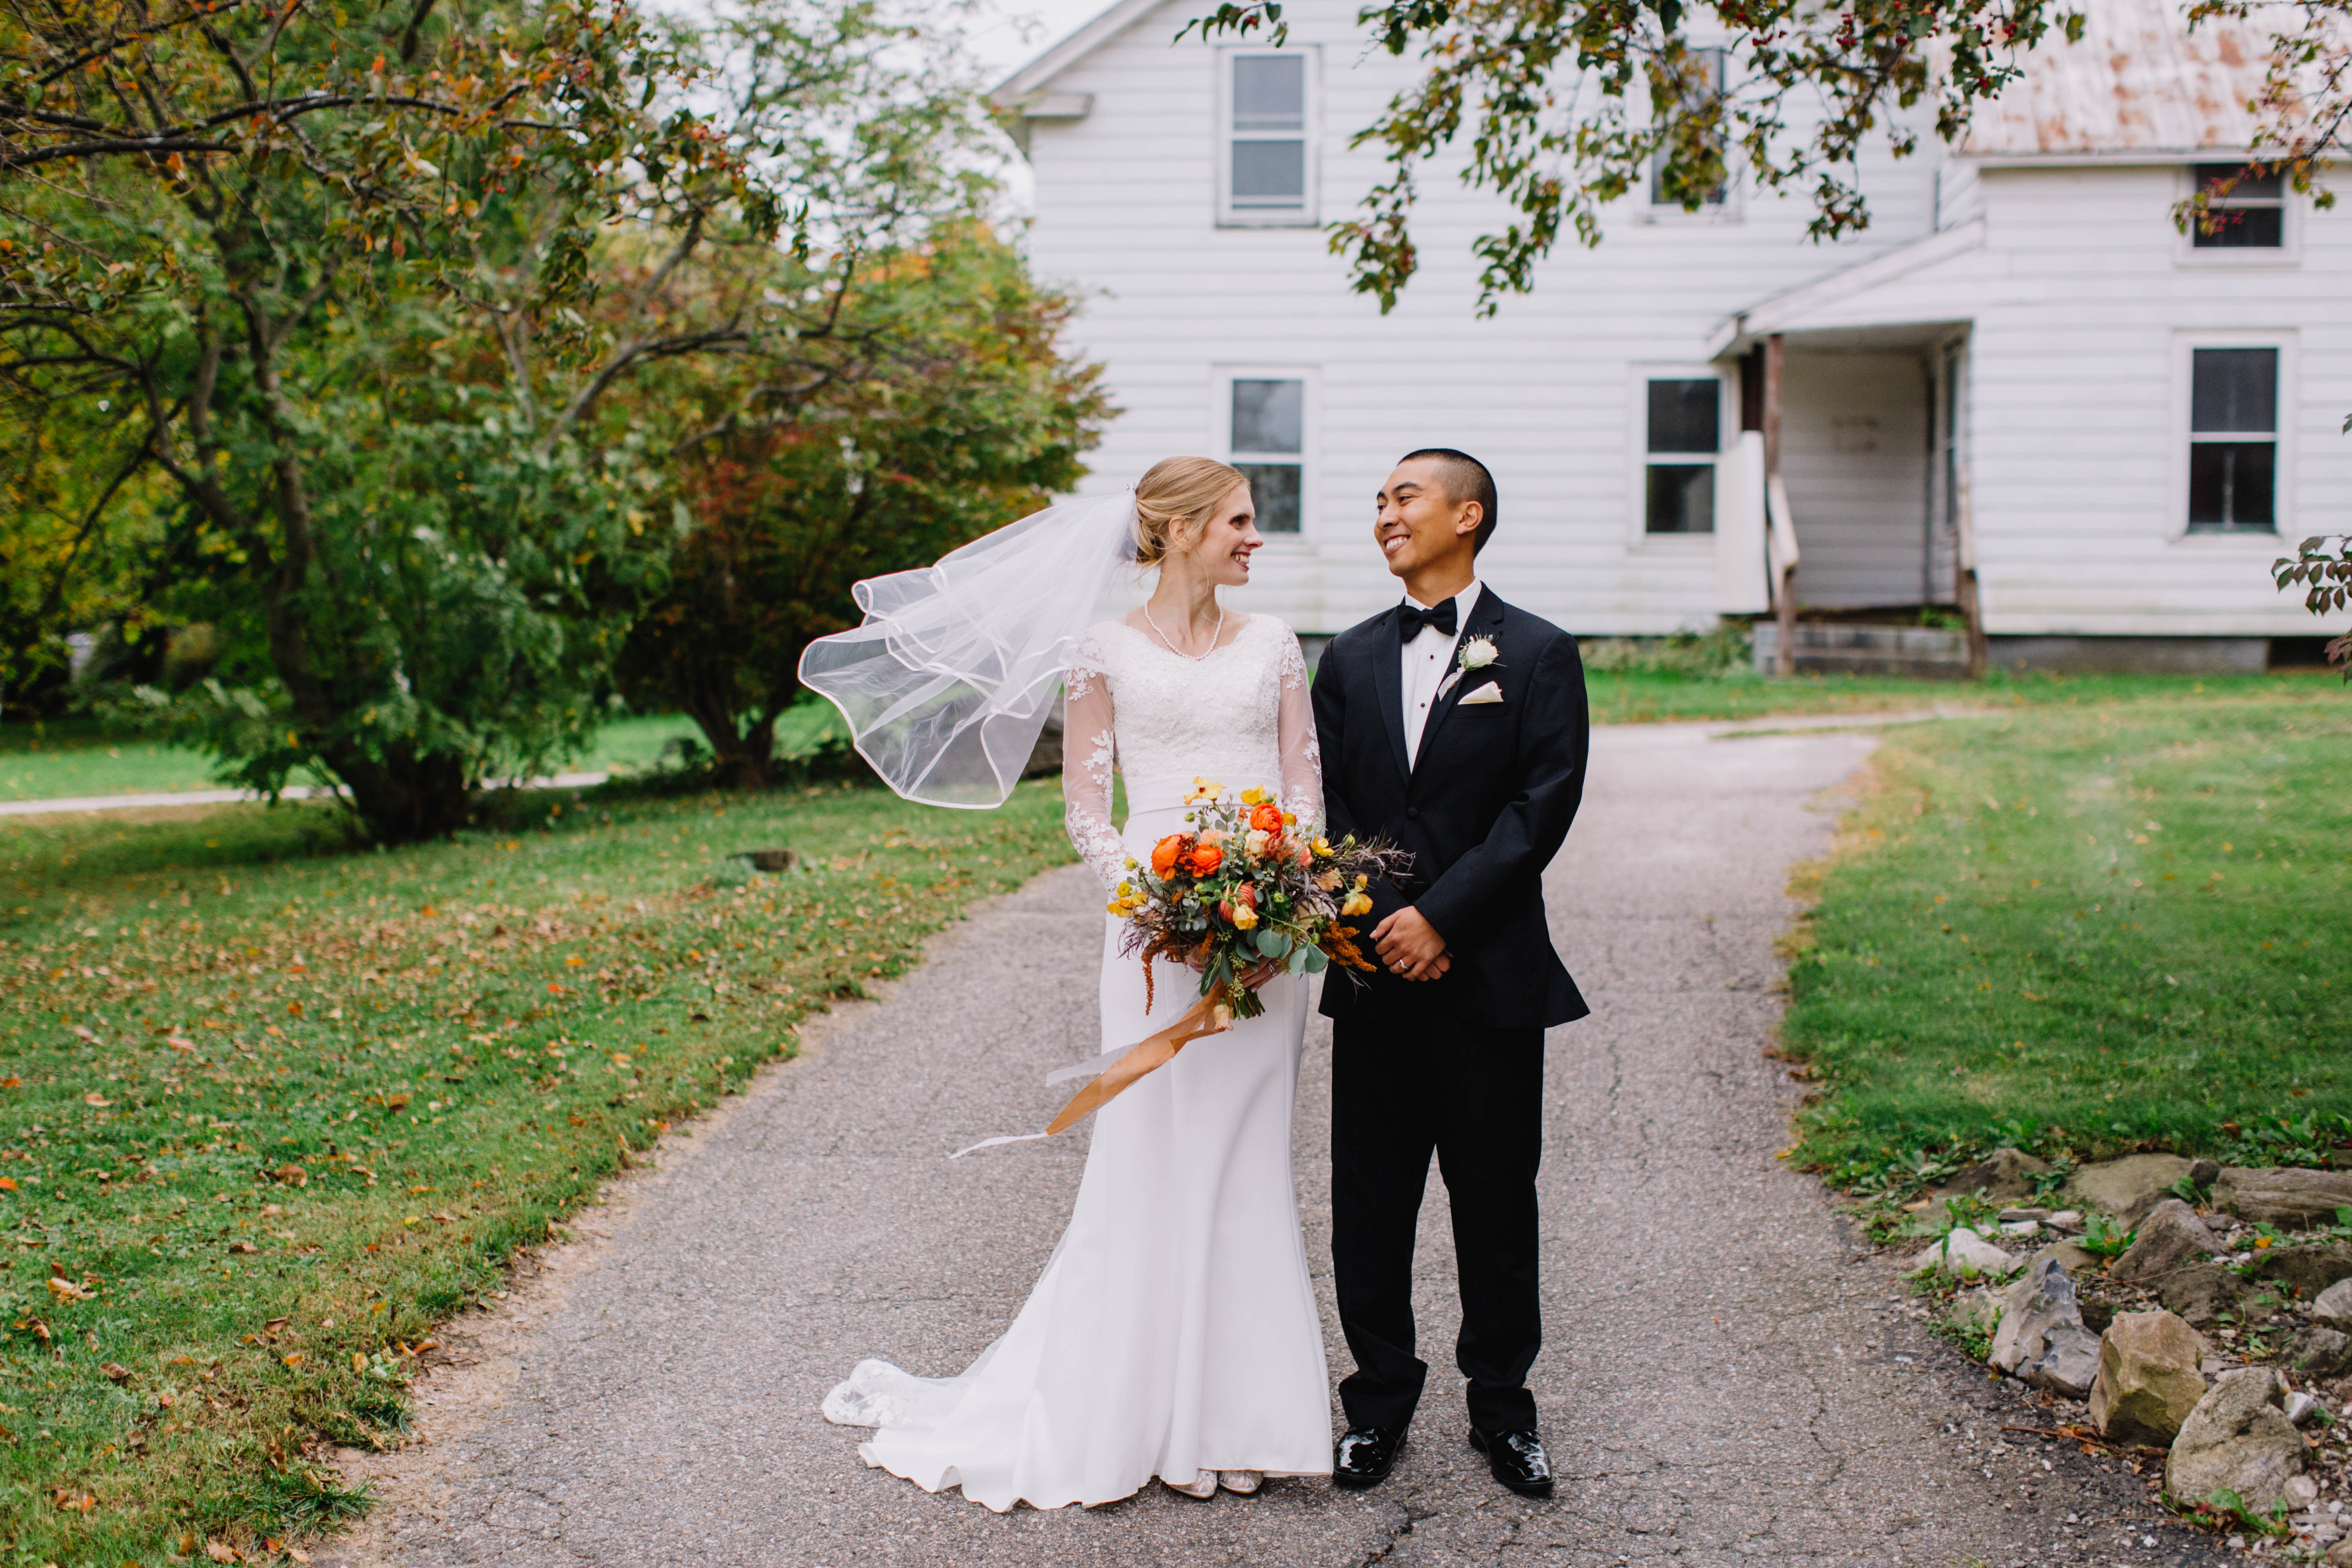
<box><xmin>1312</xmin><ymin>589</ymin><xmax>1590</xmax><ymax>1030</ymax></box>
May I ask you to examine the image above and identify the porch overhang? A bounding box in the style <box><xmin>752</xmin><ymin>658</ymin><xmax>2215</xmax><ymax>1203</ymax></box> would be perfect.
<box><xmin>1707</xmin><ymin>220</ymin><xmax>1987</xmax><ymax>359</ymax></box>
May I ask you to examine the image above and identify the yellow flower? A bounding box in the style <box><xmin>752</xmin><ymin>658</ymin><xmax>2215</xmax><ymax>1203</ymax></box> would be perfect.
<box><xmin>1231</xmin><ymin>903</ymin><xmax>1260</xmax><ymax>930</ymax></box>
<box><xmin>1311</xmin><ymin>837</ymin><xmax>1335</xmax><ymax>859</ymax></box>
<box><xmin>1186</xmin><ymin>777</ymin><xmax>1224</xmax><ymax>803</ymax></box>
<box><xmin>1282</xmin><ymin>812</ymin><xmax>1296</xmax><ymax>826</ymax></box>
<box><xmin>1352</xmin><ymin>873</ymin><xmax>1369</xmax><ymax>889</ymax></box>
<box><xmin>1115</xmin><ymin>881</ymin><xmax>1133</xmax><ymax>898</ymax></box>
<box><xmin>1340</xmin><ymin>892</ymin><xmax>1374</xmax><ymax>917</ymax></box>
<box><xmin>1239</xmin><ymin>786</ymin><xmax>1267</xmax><ymax>806</ymax></box>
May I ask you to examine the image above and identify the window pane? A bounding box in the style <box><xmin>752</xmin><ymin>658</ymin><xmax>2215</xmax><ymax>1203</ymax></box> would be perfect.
<box><xmin>2195</xmin><ymin>163</ymin><xmax>2283</xmax><ymax>200</ymax></box>
<box><xmin>1232</xmin><ymin>379</ymin><xmax>1304</xmax><ymax>453</ymax></box>
<box><xmin>1645</xmin><ymin>464</ymin><xmax>1715</xmax><ymax>533</ymax></box>
<box><xmin>2192</xmin><ymin>206</ymin><xmax>2285</xmax><ymax>248</ymax></box>
<box><xmin>2190</xmin><ymin>348</ymin><xmax>2277</xmax><ymax>433</ymax></box>
<box><xmin>1231</xmin><ymin>139</ymin><xmax>1305</xmax><ymax>204</ymax></box>
<box><xmin>2187</xmin><ymin>442</ymin><xmax>2276</xmax><ymax>531</ymax></box>
<box><xmin>1233</xmin><ymin>56</ymin><xmax>1305</xmax><ymax>131</ymax></box>
<box><xmin>1647</xmin><ymin>379</ymin><xmax>1720</xmax><ymax>453</ymax></box>
<box><xmin>1236</xmin><ymin>462</ymin><xmax>1301</xmax><ymax>532</ymax></box>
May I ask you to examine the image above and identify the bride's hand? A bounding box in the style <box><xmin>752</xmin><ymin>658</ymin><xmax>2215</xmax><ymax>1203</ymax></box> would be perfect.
<box><xmin>1239</xmin><ymin>961</ymin><xmax>1282</xmax><ymax>992</ymax></box>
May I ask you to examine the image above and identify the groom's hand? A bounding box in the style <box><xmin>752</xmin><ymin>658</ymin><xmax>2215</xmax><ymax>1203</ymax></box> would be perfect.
<box><xmin>1372</xmin><ymin>907</ymin><xmax>1449</xmax><ymax>981</ymax></box>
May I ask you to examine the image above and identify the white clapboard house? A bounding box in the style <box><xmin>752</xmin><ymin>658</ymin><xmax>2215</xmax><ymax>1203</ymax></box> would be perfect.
<box><xmin>993</xmin><ymin>0</ymin><xmax>2348</xmax><ymax>670</ymax></box>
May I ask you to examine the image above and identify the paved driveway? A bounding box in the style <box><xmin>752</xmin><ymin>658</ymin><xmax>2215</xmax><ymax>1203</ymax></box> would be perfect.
<box><xmin>318</xmin><ymin>721</ymin><xmax>2221</xmax><ymax>1568</ymax></box>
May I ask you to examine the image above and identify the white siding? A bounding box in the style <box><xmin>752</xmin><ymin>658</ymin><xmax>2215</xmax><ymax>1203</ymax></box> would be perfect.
<box><xmin>1012</xmin><ymin>0</ymin><xmax>2350</xmax><ymax>638</ymax></box>
<box><xmin>1964</xmin><ymin>166</ymin><xmax>2350</xmax><ymax>634</ymax></box>
<box><xmin>1780</xmin><ymin>353</ymin><xmax>1935</xmax><ymax>607</ymax></box>
<box><xmin>1020</xmin><ymin>0</ymin><xmax>1944</xmax><ymax>635</ymax></box>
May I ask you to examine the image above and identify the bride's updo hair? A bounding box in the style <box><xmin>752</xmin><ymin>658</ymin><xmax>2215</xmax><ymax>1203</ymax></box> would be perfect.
<box><xmin>1132</xmin><ymin>456</ymin><xmax>1247</xmax><ymax>567</ymax></box>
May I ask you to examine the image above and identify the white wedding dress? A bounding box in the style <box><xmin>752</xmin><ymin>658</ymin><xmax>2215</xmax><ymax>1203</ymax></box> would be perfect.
<box><xmin>823</xmin><ymin>612</ymin><xmax>1333</xmax><ymax>1510</ymax></box>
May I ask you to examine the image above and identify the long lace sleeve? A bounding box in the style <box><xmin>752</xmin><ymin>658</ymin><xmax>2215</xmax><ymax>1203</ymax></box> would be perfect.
<box><xmin>1276</xmin><ymin>631</ymin><xmax>1324</xmax><ymax>832</ymax></box>
<box><xmin>1062</xmin><ymin>636</ymin><xmax>1128</xmax><ymax>894</ymax></box>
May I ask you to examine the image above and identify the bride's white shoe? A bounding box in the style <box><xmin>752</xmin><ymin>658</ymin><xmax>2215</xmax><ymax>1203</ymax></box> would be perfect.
<box><xmin>1162</xmin><ymin>1471</ymin><xmax>1218</xmax><ymax>1499</ymax></box>
<box><xmin>1217</xmin><ymin>1470</ymin><xmax>1263</xmax><ymax>1495</ymax></box>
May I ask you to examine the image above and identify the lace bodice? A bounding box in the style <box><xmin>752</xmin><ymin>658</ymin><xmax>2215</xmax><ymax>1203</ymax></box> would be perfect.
<box><xmin>1062</xmin><ymin>614</ymin><xmax>1323</xmax><ymax>891</ymax></box>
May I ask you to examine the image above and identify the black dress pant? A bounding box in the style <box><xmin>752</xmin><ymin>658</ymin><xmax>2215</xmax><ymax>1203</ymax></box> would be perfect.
<box><xmin>1331</xmin><ymin>1000</ymin><xmax>1544</xmax><ymax>1435</ymax></box>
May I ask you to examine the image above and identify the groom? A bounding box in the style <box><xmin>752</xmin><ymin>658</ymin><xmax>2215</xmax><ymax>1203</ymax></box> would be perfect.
<box><xmin>1311</xmin><ymin>449</ymin><xmax>1590</xmax><ymax>1498</ymax></box>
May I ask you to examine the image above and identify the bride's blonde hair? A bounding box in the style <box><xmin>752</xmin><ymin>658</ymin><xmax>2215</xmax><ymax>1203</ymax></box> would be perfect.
<box><xmin>1132</xmin><ymin>457</ymin><xmax>1247</xmax><ymax>568</ymax></box>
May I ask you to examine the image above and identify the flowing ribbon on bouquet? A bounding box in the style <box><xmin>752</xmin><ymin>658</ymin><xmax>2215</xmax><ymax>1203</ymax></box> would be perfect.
<box><xmin>948</xmin><ymin>995</ymin><xmax>1234</xmax><ymax>1158</ymax></box>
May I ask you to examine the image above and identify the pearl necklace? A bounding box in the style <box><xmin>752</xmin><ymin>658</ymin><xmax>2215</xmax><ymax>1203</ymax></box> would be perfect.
<box><xmin>1143</xmin><ymin>599</ymin><xmax>1224</xmax><ymax>663</ymax></box>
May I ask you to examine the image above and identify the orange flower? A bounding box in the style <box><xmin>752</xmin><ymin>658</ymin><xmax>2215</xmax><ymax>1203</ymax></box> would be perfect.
<box><xmin>1151</xmin><ymin>835</ymin><xmax>1188</xmax><ymax>877</ymax></box>
<box><xmin>1249</xmin><ymin>801</ymin><xmax>1284</xmax><ymax>834</ymax></box>
<box><xmin>1188</xmin><ymin>842</ymin><xmax>1224</xmax><ymax>876</ymax></box>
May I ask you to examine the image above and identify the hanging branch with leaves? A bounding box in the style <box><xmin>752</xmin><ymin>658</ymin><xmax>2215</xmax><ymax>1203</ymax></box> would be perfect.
<box><xmin>1184</xmin><ymin>0</ymin><xmax>2085</xmax><ymax>313</ymax></box>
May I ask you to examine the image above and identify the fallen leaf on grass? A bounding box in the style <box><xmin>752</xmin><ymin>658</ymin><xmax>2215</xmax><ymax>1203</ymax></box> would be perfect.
<box><xmin>206</xmin><ymin>1539</ymin><xmax>240</xmax><ymax>1563</ymax></box>
<box><xmin>46</xmin><ymin>1277</ymin><xmax>94</xmax><ymax>1300</ymax></box>
<box><xmin>51</xmin><ymin>1488</ymin><xmax>95</xmax><ymax>1513</ymax></box>
<box><xmin>227</xmin><ymin>1241</ymin><xmax>258</xmax><ymax>1255</ymax></box>
<box><xmin>83</xmin><ymin>1093</ymin><xmax>110</xmax><ymax>1107</ymax></box>
<box><xmin>100</xmin><ymin>1361</ymin><xmax>131</xmax><ymax>1382</ymax></box>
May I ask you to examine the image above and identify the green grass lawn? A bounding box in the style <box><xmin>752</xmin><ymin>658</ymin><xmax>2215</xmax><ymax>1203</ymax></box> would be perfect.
<box><xmin>0</xmin><ymin>774</ymin><xmax>1075</xmax><ymax>1563</ymax></box>
<box><xmin>0</xmin><ymin>709</ymin><xmax>857</xmax><ymax>803</ymax></box>
<box><xmin>1583</xmin><ymin>666</ymin><xmax>2336</xmax><ymax>725</ymax></box>
<box><xmin>1781</xmin><ymin>691</ymin><xmax>2351</xmax><ymax>1193</ymax></box>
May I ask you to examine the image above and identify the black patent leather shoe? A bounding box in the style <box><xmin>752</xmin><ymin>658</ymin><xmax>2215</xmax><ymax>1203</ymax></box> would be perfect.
<box><xmin>1468</xmin><ymin>1425</ymin><xmax>1553</xmax><ymax>1497</ymax></box>
<box><xmin>1332</xmin><ymin>1424</ymin><xmax>1405</xmax><ymax>1489</ymax></box>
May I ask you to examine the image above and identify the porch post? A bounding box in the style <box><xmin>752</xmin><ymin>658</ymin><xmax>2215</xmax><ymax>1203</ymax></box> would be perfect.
<box><xmin>1764</xmin><ymin>333</ymin><xmax>1795</xmax><ymax>676</ymax></box>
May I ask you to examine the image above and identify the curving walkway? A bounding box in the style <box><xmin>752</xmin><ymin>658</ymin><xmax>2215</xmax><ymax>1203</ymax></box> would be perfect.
<box><xmin>315</xmin><ymin>721</ymin><xmax>2222</xmax><ymax>1568</ymax></box>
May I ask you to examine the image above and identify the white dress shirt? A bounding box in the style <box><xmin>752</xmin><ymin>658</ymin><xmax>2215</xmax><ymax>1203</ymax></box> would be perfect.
<box><xmin>1401</xmin><ymin>580</ymin><xmax>1481</xmax><ymax>768</ymax></box>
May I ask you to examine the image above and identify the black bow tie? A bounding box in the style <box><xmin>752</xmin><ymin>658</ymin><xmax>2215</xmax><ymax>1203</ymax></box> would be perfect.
<box><xmin>1397</xmin><ymin>599</ymin><xmax>1459</xmax><ymax>642</ymax></box>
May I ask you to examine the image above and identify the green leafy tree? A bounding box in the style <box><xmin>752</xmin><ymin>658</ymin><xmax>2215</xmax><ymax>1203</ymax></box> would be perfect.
<box><xmin>1185</xmin><ymin>0</ymin><xmax>2090</xmax><ymax>312</ymax></box>
<box><xmin>0</xmin><ymin>0</ymin><xmax>994</xmax><ymax>837</ymax></box>
<box><xmin>618</xmin><ymin>227</ymin><xmax>1110</xmax><ymax>788</ymax></box>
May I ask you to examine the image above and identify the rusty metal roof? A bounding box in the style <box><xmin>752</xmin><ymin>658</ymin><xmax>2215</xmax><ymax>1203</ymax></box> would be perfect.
<box><xmin>1958</xmin><ymin>0</ymin><xmax>2272</xmax><ymax>157</ymax></box>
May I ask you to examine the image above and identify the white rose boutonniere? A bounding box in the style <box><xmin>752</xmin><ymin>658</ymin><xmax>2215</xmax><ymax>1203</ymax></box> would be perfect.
<box><xmin>1437</xmin><ymin>635</ymin><xmax>1502</xmax><ymax>700</ymax></box>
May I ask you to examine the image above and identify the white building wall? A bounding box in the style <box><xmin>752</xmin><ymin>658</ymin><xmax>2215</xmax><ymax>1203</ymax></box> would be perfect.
<box><xmin>1965</xmin><ymin>165</ymin><xmax>2352</xmax><ymax>635</ymax></box>
<box><xmin>1021</xmin><ymin>0</ymin><xmax>1949</xmax><ymax>635</ymax></box>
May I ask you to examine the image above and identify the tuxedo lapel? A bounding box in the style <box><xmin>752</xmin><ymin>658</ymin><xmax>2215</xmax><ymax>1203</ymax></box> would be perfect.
<box><xmin>1411</xmin><ymin>590</ymin><xmax>1508</xmax><ymax>776</ymax></box>
<box><xmin>1370</xmin><ymin>607</ymin><xmax>1412</xmax><ymax>784</ymax></box>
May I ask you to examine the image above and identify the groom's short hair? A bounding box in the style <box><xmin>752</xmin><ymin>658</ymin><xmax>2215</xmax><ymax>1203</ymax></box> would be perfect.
<box><xmin>1399</xmin><ymin>448</ymin><xmax>1498</xmax><ymax>554</ymax></box>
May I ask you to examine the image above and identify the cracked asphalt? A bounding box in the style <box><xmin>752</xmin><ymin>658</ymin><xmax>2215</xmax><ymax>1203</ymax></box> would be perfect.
<box><xmin>317</xmin><ymin>720</ymin><xmax>2227</xmax><ymax>1568</ymax></box>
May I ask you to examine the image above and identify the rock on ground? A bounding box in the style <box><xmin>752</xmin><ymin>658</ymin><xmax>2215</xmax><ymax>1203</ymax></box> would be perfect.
<box><xmin>2167</xmin><ymin>1367</ymin><xmax>2306</xmax><ymax>1515</ymax></box>
<box><xmin>2066</xmin><ymin>1154</ymin><xmax>2195</xmax><ymax>1223</ymax></box>
<box><xmin>2159</xmin><ymin>1263</ymin><xmax>2250</xmax><ymax>1329</ymax></box>
<box><xmin>2110</xmin><ymin>1199</ymin><xmax>2220</xmax><ymax>1285</ymax></box>
<box><xmin>309</xmin><ymin>722</ymin><xmax>2229</xmax><ymax>1568</ymax></box>
<box><xmin>1941</xmin><ymin>1147</ymin><xmax>2047</xmax><ymax>1203</ymax></box>
<box><xmin>2291</xmin><ymin>1326</ymin><xmax>2352</xmax><ymax>1378</ymax></box>
<box><xmin>2304</xmin><ymin>1271</ymin><xmax>2352</xmax><ymax>1323</ymax></box>
<box><xmin>2214</xmin><ymin>1167</ymin><xmax>2352</xmax><ymax>1228</ymax></box>
<box><xmin>1908</xmin><ymin>1226</ymin><xmax>2019</xmax><ymax>1278</ymax></box>
<box><xmin>2089</xmin><ymin>1311</ymin><xmax>2207</xmax><ymax>1446</ymax></box>
<box><xmin>1989</xmin><ymin>1257</ymin><xmax>2083</xmax><ymax>1377</ymax></box>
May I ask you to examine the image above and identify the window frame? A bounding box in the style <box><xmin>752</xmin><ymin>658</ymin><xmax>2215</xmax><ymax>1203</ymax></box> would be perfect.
<box><xmin>1628</xmin><ymin>364</ymin><xmax>1732</xmax><ymax>544</ymax></box>
<box><xmin>1640</xmin><ymin>44</ymin><xmax>1740</xmax><ymax>225</ymax></box>
<box><xmin>1216</xmin><ymin>365</ymin><xmax>1317</xmax><ymax>541</ymax></box>
<box><xmin>2171</xmin><ymin>330</ymin><xmax>2296</xmax><ymax>541</ymax></box>
<box><xmin>1215</xmin><ymin>46</ymin><xmax>1321</xmax><ymax>229</ymax></box>
<box><xmin>2175</xmin><ymin>162</ymin><xmax>2300</xmax><ymax>268</ymax></box>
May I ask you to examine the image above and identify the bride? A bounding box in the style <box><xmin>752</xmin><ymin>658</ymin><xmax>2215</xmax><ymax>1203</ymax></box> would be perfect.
<box><xmin>801</xmin><ymin>457</ymin><xmax>1332</xmax><ymax>1511</ymax></box>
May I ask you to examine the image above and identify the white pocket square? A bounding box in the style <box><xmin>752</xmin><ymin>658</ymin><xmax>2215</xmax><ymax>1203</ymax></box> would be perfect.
<box><xmin>1458</xmin><ymin>681</ymin><xmax>1504</xmax><ymax>706</ymax></box>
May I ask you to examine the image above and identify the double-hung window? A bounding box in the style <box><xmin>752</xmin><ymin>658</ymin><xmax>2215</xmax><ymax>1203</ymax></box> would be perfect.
<box><xmin>1644</xmin><ymin>377</ymin><xmax>1721</xmax><ymax>533</ymax></box>
<box><xmin>1227</xmin><ymin>376</ymin><xmax>1306</xmax><ymax>533</ymax></box>
<box><xmin>1220</xmin><ymin>51</ymin><xmax>1315</xmax><ymax>225</ymax></box>
<box><xmin>2186</xmin><ymin>348</ymin><xmax>2279</xmax><ymax>532</ymax></box>
<box><xmin>2190</xmin><ymin>164</ymin><xmax>2285</xmax><ymax>250</ymax></box>
<box><xmin>1649</xmin><ymin>47</ymin><xmax>1728</xmax><ymax>211</ymax></box>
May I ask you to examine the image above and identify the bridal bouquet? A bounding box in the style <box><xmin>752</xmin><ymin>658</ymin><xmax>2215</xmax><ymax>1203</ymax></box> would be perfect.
<box><xmin>1106</xmin><ymin>779</ymin><xmax>1411</xmax><ymax>1021</ymax></box>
